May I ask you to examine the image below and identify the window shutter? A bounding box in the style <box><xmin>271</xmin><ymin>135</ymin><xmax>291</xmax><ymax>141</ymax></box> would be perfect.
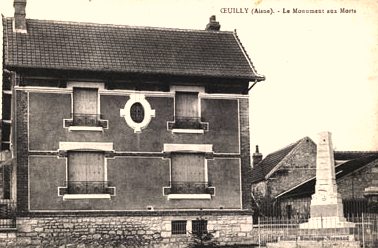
<box><xmin>86</xmin><ymin>152</ymin><xmax>104</xmax><ymax>182</ymax></box>
<box><xmin>68</xmin><ymin>152</ymin><xmax>104</xmax><ymax>182</ymax></box>
<box><xmin>171</xmin><ymin>154</ymin><xmax>205</xmax><ymax>182</ymax></box>
<box><xmin>68</xmin><ymin>152</ymin><xmax>88</xmax><ymax>182</ymax></box>
<box><xmin>175</xmin><ymin>92</ymin><xmax>198</xmax><ymax>118</ymax></box>
<box><xmin>73</xmin><ymin>88</ymin><xmax>98</xmax><ymax>115</ymax></box>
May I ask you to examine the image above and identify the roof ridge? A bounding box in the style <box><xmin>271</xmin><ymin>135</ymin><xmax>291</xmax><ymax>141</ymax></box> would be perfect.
<box><xmin>263</xmin><ymin>137</ymin><xmax>308</xmax><ymax>180</ymax></box>
<box><xmin>7</xmin><ymin>17</ymin><xmax>235</xmax><ymax>34</ymax></box>
<box><xmin>266</xmin><ymin>136</ymin><xmax>308</xmax><ymax>156</ymax></box>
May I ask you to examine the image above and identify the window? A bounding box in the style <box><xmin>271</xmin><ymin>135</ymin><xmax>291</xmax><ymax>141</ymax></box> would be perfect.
<box><xmin>163</xmin><ymin>144</ymin><xmax>215</xmax><ymax>199</ymax></box>
<box><xmin>130</xmin><ymin>102</ymin><xmax>145</xmax><ymax>123</ymax></box>
<box><xmin>72</xmin><ymin>87</ymin><xmax>100</xmax><ymax>126</ymax></box>
<box><xmin>64</xmin><ymin>82</ymin><xmax>108</xmax><ymax>130</ymax></box>
<box><xmin>171</xmin><ymin>220</ymin><xmax>187</xmax><ymax>235</ymax></box>
<box><xmin>170</xmin><ymin>153</ymin><xmax>208</xmax><ymax>194</ymax></box>
<box><xmin>192</xmin><ymin>220</ymin><xmax>207</xmax><ymax>235</ymax></box>
<box><xmin>174</xmin><ymin>92</ymin><xmax>201</xmax><ymax>129</ymax></box>
<box><xmin>120</xmin><ymin>94</ymin><xmax>155</xmax><ymax>133</ymax></box>
<box><xmin>167</xmin><ymin>86</ymin><xmax>208</xmax><ymax>132</ymax></box>
<box><xmin>67</xmin><ymin>151</ymin><xmax>106</xmax><ymax>194</ymax></box>
<box><xmin>286</xmin><ymin>205</ymin><xmax>292</xmax><ymax>219</ymax></box>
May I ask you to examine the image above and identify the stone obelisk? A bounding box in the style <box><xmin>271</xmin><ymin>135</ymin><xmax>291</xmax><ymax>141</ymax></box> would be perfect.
<box><xmin>300</xmin><ymin>131</ymin><xmax>354</xmax><ymax>228</ymax></box>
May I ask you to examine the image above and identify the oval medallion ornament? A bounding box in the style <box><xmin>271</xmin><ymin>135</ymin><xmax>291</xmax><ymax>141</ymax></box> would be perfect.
<box><xmin>130</xmin><ymin>103</ymin><xmax>145</xmax><ymax>123</ymax></box>
<box><xmin>120</xmin><ymin>94</ymin><xmax>155</xmax><ymax>133</ymax></box>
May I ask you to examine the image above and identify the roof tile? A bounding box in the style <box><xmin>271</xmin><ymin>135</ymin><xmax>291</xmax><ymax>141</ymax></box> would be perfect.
<box><xmin>251</xmin><ymin>138</ymin><xmax>304</xmax><ymax>183</ymax></box>
<box><xmin>3</xmin><ymin>18</ymin><xmax>264</xmax><ymax>80</ymax></box>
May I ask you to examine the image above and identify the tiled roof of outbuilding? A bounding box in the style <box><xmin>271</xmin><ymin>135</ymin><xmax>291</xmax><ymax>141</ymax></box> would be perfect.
<box><xmin>251</xmin><ymin>138</ymin><xmax>306</xmax><ymax>183</ymax></box>
<box><xmin>2</xmin><ymin>18</ymin><xmax>265</xmax><ymax>81</ymax></box>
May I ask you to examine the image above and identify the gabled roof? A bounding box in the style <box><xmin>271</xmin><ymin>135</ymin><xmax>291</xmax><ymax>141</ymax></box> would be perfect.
<box><xmin>276</xmin><ymin>153</ymin><xmax>378</xmax><ymax>199</ymax></box>
<box><xmin>251</xmin><ymin>137</ymin><xmax>309</xmax><ymax>183</ymax></box>
<box><xmin>2</xmin><ymin>18</ymin><xmax>265</xmax><ymax>81</ymax></box>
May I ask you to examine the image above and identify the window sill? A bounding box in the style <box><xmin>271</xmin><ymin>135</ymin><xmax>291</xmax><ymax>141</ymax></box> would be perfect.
<box><xmin>63</xmin><ymin>194</ymin><xmax>111</xmax><ymax>200</ymax></box>
<box><xmin>68</xmin><ymin>126</ymin><xmax>104</xmax><ymax>132</ymax></box>
<box><xmin>167</xmin><ymin>194</ymin><xmax>211</xmax><ymax>200</ymax></box>
<box><xmin>171</xmin><ymin>129</ymin><xmax>204</xmax><ymax>134</ymax></box>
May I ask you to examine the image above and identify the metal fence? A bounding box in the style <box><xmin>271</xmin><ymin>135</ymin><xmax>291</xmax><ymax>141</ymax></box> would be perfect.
<box><xmin>66</xmin><ymin>181</ymin><xmax>109</xmax><ymax>194</ymax></box>
<box><xmin>72</xmin><ymin>113</ymin><xmax>103</xmax><ymax>127</ymax></box>
<box><xmin>254</xmin><ymin>213</ymin><xmax>378</xmax><ymax>248</ymax></box>
<box><xmin>0</xmin><ymin>199</ymin><xmax>16</xmax><ymax>229</ymax></box>
<box><xmin>254</xmin><ymin>198</ymin><xmax>377</xmax><ymax>222</ymax></box>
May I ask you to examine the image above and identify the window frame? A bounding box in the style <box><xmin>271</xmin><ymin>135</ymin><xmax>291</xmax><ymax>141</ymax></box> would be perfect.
<box><xmin>66</xmin><ymin>151</ymin><xmax>106</xmax><ymax>195</ymax></box>
<box><xmin>119</xmin><ymin>94</ymin><xmax>156</xmax><ymax>133</ymax></box>
<box><xmin>57</xmin><ymin>142</ymin><xmax>115</xmax><ymax>200</ymax></box>
<box><xmin>171</xmin><ymin>220</ymin><xmax>187</xmax><ymax>235</ymax></box>
<box><xmin>168</xmin><ymin>86</ymin><xmax>208</xmax><ymax>133</ymax></box>
<box><xmin>191</xmin><ymin>219</ymin><xmax>208</xmax><ymax>235</ymax></box>
<box><xmin>163</xmin><ymin>144</ymin><xmax>215</xmax><ymax>200</ymax></box>
<box><xmin>64</xmin><ymin>82</ymin><xmax>108</xmax><ymax>131</ymax></box>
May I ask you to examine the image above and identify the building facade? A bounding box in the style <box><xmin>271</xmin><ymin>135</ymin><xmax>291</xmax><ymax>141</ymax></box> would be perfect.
<box><xmin>1</xmin><ymin>1</ymin><xmax>265</xmax><ymax>246</ymax></box>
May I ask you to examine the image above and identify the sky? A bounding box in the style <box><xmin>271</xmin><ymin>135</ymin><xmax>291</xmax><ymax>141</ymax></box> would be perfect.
<box><xmin>0</xmin><ymin>0</ymin><xmax>377</xmax><ymax>155</ymax></box>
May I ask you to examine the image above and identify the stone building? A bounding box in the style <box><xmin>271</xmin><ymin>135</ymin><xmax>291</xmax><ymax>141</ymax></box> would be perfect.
<box><xmin>0</xmin><ymin>0</ymin><xmax>265</xmax><ymax>246</ymax></box>
<box><xmin>251</xmin><ymin>137</ymin><xmax>378</xmax><ymax>219</ymax></box>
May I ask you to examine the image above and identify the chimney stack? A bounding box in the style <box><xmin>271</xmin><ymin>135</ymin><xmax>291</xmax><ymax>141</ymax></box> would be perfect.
<box><xmin>252</xmin><ymin>145</ymin><xmax>263</xmax><ymax>167</ymax></box>
<box><xmin>14</xmin><ymin>0</ymin><xmax>27</xmax><ymax>33</ymax></box>
<box><xmin>205</xmin><ymin>15</ymin><xmax>220</xmax><ymax>31</ymax></box>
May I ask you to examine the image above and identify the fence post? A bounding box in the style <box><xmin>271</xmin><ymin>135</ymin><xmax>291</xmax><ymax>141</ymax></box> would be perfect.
<box><xmin>362</xmin><ymin>212</ymin><xmax>365</xmax><ymax>248</ymax></box>
<box><xmin>258</xmin><ymin>216</ymin><xmax>261</xmax><ymax>248</ymax></box>
<box><xmin>321</xmin><ymin>215</ymin><xmax>324</xmax><ymax>248</ymax></box>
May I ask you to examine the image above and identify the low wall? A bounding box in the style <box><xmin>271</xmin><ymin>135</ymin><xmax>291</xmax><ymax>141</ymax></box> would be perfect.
<box><xmin>0</xmin><ymin>232</ymin><xmax>17</xmax><ymax>247</ymax></box>
<box><xmin>0</xmin><ymin>214</ymin><xmax>255</xmax><ymax>247</ymax></box>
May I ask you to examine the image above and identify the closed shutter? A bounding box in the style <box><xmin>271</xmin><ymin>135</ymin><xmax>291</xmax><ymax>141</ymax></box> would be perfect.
<box><xmin>171</xmin><ymin>154</ymin><xmax>204</xmax><ymax>182</ymax></box>
<box><xmin>68</xmin><ymin>152</ymin><xmax>87</xmax><ymax>182</ymax></box>
<box><xmin>86</xmin><ymin>153</ymin><xmax>104</xmax><ymax>182</ymax></box>
<box><xmin>73</xmin><ymin>87</ymin><xmax>98</xmax><ymax>115</ymax></box>
<box><xmin>175</xmin><ymin>92</ymin><xmax>198</xmax><ymax>118</ymax></box>
<box><xmin>68</xmin><ymin>151</ymin><xmax>104</xmax><ymax>194</ymax></box>
<box><xmin>68</xmin><ymin>152</ymin><xmax>104</xmax><ymax>182</ymax></box>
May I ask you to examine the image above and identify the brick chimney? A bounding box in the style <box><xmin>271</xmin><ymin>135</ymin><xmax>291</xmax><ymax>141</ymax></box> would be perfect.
<box><xmin>205</xmin><ymin>15</ymin><xmax>220</xmax><ymax>31</ymax></box>
<box><xmin>252</xmin><ymin>145</ymin><xmax>263</xmax><ymax>167</ymax></box>
<box><xmin>14</xmin><ymin>0</ymin><xmax>27</xmax><ymax>33</ymax></box>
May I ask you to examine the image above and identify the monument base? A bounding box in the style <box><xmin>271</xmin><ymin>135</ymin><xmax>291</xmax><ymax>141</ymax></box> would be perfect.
<box><xmin>300</xmin><ymin>216</ymin><xmax>355</xmax><ymax>229</ymax></box>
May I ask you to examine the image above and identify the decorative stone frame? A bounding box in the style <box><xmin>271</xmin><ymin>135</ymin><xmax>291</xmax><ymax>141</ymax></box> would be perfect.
<box><xmin>167</xmin><ymin>86</ymin><xmax>209</xmax><ymax>134</ymax></box>
<box><xmin>163</xmin><ymin>144</ymin><xmax>215</xmax><ymax>200</ymax></box>
<box><xmin>63</xmin><ymin>82</ymin><xmax>108</xmax><ymax>131</ymax></box>
<box><xmin>57</xmin><ymin>142</ymin><xmax>116</xmax><ymax>200</ymax></box>
<box><xmin>120</xmin><ymin>94</ymin><xmax>155</xmax><ymax>133</ymax></box>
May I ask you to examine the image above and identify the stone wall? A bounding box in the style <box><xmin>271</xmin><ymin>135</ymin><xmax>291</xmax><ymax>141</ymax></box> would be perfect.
<box><xmin>268</xmin><ymin>138</ymin><xmax>317</xmax><ymax>197</ymax></box>
<box><xmin>0</xmin><ymin>232</ymin><xmax>17</xmax><ymax>247</ymax></box>
<box><xmin>0</xmin><ymin>214</ymin><xmax>255</xmax><ymax>247</ymax></box>
<box><xmin>337</xmin><ymin>159</ymin><xmax>378</xmax><ymax>199</ymax></box>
